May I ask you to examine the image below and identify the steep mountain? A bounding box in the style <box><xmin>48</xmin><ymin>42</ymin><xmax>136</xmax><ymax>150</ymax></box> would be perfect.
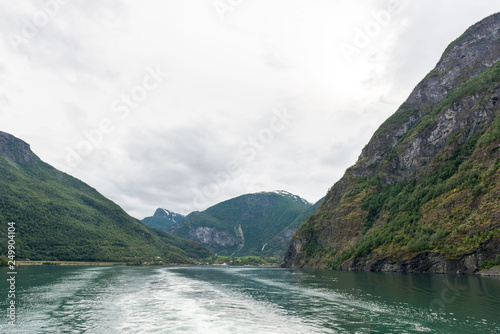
<box><xmin>170</xmin><ymin>191</ymin><xmax>313</xmax><ymax>257</ymax></box>
<box><xmin>0</xmin><ymin>131</ymin><xmax>210</xmax><ymax>263</ymax></box>
<box><xmin>142</xmin><ymin>208</ymin><xmax>185</xmax><ymax>232</ymax></box>
<box><xmin>283</xmin><ymin>13</ymin><xmax>500</xmax><ymax>274</ymax></box>
<box><xmin>260</xmin><ymin>197</ymin><xmax>323</xmax><ymax>258</ymax></box>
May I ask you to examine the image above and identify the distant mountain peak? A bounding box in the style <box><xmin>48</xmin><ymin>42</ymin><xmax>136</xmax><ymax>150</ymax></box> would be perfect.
<box><xmin>142</xmin><ymin>208</ymin><xmax>186</xmax><ymax>232</ymax></box>
<box><xmin>0</xmin><ymin>131</ymin><xmax>40</xmax><ymax>165</ymax></box>
<box><xmin>153</xmin><ymin>208</ymin><xmax>184</xmax><ymax>221</ymax></box>
<box><xmin>407</xmin><ymin>12</ymin><xmax>500</xmax><ymax>107</ymax></box>
<box><xmin>266</xmin><ymin>190</ymin><xmax>312</xmax><ymax>205</ymax></box>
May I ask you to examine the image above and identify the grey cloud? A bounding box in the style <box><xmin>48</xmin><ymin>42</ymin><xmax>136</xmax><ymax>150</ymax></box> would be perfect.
<box><xmin>90</xmin><ymin>125</ymin><xmax>242</xmax><ymax>215</ymax></box>
<box><xmin>125</xmin><ymin>126</ymin><xmax>237</xmax><ymax>177</ymax></box>
<box><xmin>3</xmin><ymin>2</ymin><xmax>124</xmax><ymax>83</ymax></box>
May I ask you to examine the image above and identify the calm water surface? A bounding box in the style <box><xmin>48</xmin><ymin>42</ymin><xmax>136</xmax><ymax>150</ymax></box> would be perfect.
<box><xmin>0</xmin><ymin>265</ymin><xmax>499</xmax><ymax>333</ymax></box>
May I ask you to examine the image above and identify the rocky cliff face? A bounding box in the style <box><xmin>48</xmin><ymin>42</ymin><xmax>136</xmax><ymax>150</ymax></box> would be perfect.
<box><xmin>0</xmin><ymin>131</ymin><xmax>39</xmax><ymax>165</ymax></box>
<box><xmin>356</xmin><ymin>13</ymin><xmax>500</xmax><ymax>182</ymax></box>
<box><xmin>283</xmin><ymin>13</ymin><xmax>500</xmax><ymax>274</ymax></box>
<box><xmin>407</xmin><ymin>13</ymin><xmax>500</xmax><ymax>107</ymax></box>
<box><xmin>187</xmin><ymin>226</ymin><xmax>242</xmax><ymax>247</ymax></box>
<box><xmin>339</xmin><ymin>240</ymin><xmax>500</xmax><ymax>274</ymax></box>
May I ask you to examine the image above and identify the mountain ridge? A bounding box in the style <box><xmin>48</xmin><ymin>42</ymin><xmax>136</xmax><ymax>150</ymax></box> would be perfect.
<box><xmin>283</xmin><ymin>13</ymin><xmax>500</xmax><ymax>274</ymax></box>
<box><xmin>142</xmin><ymin>208</ymin><xmax>185</xmax><ymax>232</ymax></box>
<box><xmin>0</xmin><ymin>132</ymin><xmax>40</xmax><ymax>165</ymax></box>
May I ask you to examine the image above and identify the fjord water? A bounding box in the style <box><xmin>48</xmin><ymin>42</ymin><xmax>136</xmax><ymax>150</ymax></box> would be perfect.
<box><xmin>1</xmin><ymin>266</ymin><xmax>499</xmax><ymax>333</ymax></box>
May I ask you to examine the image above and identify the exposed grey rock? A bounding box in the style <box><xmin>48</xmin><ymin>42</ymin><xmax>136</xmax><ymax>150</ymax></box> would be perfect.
<box><xmin>357</xmin><ymin>13</ymin><xmax>500</xmax><ymax>182</ymax></box>
<box><xmin>188</xmin><ymin>227</ymin><xmax>241</xmax><ymax>247</ymax></box>
<box><xmin>273</xmin><ymin>227</ymin><xmax>297</xmax><ymax>245</ymax></box>
<box><xmin>477</xmin><ymin>266</ymin><xmax>500</xmax><ymax>276</ymax></box>
<box><xmin>407</xmin><ymin>13</ymin><xmax>500</xmax><ymax>107</ymax></box>
<box><xmin>340</xmin><ymin>249</ymin><xmax>484</xmax><ymax>274</ymax></box>
<box><xmin>0</xmin><ymin>131</ymin><xmax>39</xmax><ymax>166</ymax></box>
<box><xmin>282</xmin><ymin>236</ymin><xmax>308</xmax><ymax>268</ymax></box>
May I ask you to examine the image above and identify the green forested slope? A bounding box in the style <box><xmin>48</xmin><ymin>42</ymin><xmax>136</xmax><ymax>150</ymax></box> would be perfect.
<box><xmin>0</xmin><ymin>132</ymin><xmax>210</xmax><ymax>263</ymax></box>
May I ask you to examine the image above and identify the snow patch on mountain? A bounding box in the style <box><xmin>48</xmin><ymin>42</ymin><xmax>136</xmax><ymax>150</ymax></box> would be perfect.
<box><xmin>268</xmin><ymin>190</ymin><xmax>312</xmax><ymax>205</ymax></box>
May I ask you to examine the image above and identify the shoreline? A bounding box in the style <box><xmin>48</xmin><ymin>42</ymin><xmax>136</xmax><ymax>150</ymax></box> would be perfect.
<box><xmin>12</xmin><ymin>261</ymin><xmax>280</xmax><ymax>267</ymax></box>
<box><xmin>11</xmin><ymin>261</ymin><xmax>499</xmax><ymax>275</ymax></box>
<box><xmin>15</xmin><ymin>261</ymin><xmax>127</xmax><ymax>266</ymax></box>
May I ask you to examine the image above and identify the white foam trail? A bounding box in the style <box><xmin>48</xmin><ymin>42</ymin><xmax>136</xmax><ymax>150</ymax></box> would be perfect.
<box><xmin>111</xmin><ymin>268</ymin><xmax>331</xmax><ymax>334</ymax></box>
<box><xmin>4</xmin><ymin>266</ymin><xmax>496</xmax><ymax>333</ymax></box>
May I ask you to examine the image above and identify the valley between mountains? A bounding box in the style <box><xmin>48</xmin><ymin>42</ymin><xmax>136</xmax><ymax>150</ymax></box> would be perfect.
<box><xmin>1</xmin><ymin>13</ymin><xmax>500</xmax><ymax>276</ymax></box>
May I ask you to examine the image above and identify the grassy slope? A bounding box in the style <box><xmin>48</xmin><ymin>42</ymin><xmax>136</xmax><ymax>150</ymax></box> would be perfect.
<box><xmin>0</xmin><ymin>151</ymin><xmax>210</xmax><ymax>263</ymax></box>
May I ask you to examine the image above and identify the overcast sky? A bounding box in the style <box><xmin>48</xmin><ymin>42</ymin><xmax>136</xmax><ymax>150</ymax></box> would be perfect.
<box><xmin>1</xmin><ymin>1</ymin><xmax>499</xmax><ymax>219</ymax></box>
